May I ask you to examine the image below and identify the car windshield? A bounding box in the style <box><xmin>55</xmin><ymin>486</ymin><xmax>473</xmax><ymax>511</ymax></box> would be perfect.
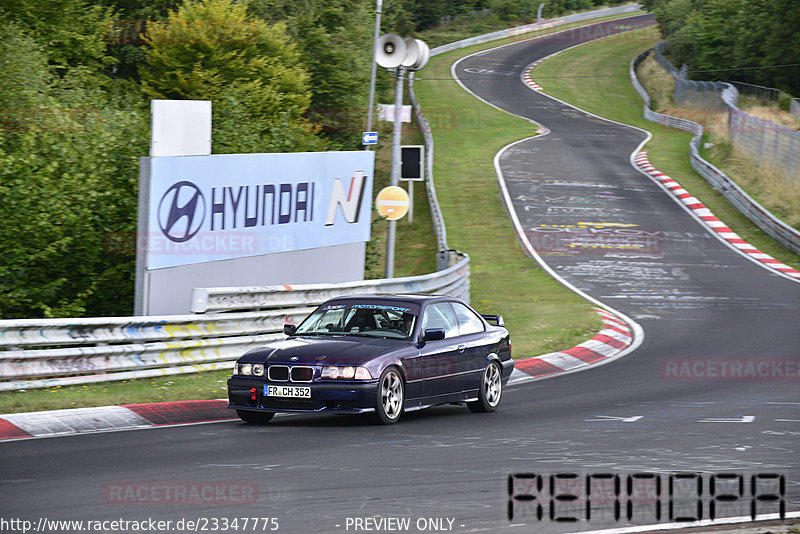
<box><xmin>295</xmin><ymin>302</ymin><xmax>418</xmax><ymax>339</ymax></box>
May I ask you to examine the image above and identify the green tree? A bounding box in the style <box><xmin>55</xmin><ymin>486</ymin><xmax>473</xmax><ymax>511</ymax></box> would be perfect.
<box><xmin>649</xmin><ymin>0</ymin><xmax>800</xmax><ymax>95</ymax></box>
<box><xmin>669</xmin><ymin>0</ymin><xmax>736</xmax><ymax>72</ymax></box>
<box><xmin>0</xmin><ymin>0</ymin><xmax>114</xmax><ymax>77</ymax></box>
<box><xmin>139</xmin><ymin>0</ymin><xmax>324</xmax><ymax>154</ymax></box>
<box><xmin>0</xmin><ymin>21</ymin><xmax>146</xmax><ymax>319</ymax></box>
<box><xmin>731</xmin><ymin>0</ymin><xmax>800</xmax><ymax>94</ymax></box>
<box><xmin>0</xmin><ymin>21</ymin><xmax>50</xmax><ymax>114</ymax></box>
<box><xmin>247</xmin><ymin>0</ymin><xmax>376</xmax><ymax>149</ymax></box>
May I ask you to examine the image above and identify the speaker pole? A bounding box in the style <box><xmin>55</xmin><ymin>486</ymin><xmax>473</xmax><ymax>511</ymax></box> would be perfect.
<box><xmin>390</xmin><ymin>67</ymin><xmax>405</xmax><ymax>189</ymax></box>
<box><xmin>365</xmin><ymin>0</ymin><xmax>383</xmax><ymax>151</ymax></box>
<box><xmin>385</xmin><ymin>65</ymin><xmax>405</xmax><ymax>278</ymax></box>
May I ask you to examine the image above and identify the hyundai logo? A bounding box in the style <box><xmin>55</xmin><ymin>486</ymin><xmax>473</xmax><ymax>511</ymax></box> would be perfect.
<box><xmin>158</xmin><ymin>181</ymin><xmax>206</xmax><ymax>243</ymax></box>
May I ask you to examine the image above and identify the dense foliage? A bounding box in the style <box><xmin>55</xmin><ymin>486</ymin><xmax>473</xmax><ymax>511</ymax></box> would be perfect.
<box><xmin>644</xmin><ymin>0</ymin><xmax>800</xmax><ymax>95</ymax></box>
<box><xmin>0</xmin><ymin>4</ymin><xmax>147</xmax><ymax>318</ymax></box>
<box><xmin>139</xmin><ymin>0</ymin><xmax>325</xmax><ymax>154</ymax></box>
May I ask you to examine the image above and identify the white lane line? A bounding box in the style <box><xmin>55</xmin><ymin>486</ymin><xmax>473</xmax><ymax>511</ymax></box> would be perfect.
<box><xmin>585</xmin><ymin>415</ymin><xmax>643</xmax><ymax>423</ymax></box>
<box><xmin>698</xmin><ymin>415</ymin><xmax>755</xmax><ymax>423</ymax></box>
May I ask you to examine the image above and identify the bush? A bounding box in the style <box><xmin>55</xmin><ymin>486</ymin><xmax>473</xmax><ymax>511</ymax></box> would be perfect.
<box><xmin>778</xmin><ymin>93</ymin><xmax>792</xmax><ymax>112</ymax></box>
<box><xmin>0</xmin><ymin>17</ymin><xmax>147</xmax><ymax>318</ymax></box>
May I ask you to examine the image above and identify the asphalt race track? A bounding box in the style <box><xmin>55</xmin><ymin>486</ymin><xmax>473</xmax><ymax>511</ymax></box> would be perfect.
<box><xmin>2</xmin><ymin>15</ymin><xmax>800</xmax><ymax>534</ymax></box>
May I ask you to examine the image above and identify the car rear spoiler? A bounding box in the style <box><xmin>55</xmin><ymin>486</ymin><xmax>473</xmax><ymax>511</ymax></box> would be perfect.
<box><xmin>481</xmin><ymin>314</ymin><xmax>505</xmax><ymax>327</ymax></box>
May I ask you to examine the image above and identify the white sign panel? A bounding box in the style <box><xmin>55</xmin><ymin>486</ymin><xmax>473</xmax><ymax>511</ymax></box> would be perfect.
<box><xmin>377</xmin><ymin>103</ymin><xmax>412</xmax><ymax>123</ymax></box>
<box><xmin>145</xmin><ymin>151</ymin><xmax>374</xmax><ymax>270</ymax></box>
<box><xmin>150</xmin><ymin>100</ymin><xmax>211</xmax><ymax>157</ymax></box>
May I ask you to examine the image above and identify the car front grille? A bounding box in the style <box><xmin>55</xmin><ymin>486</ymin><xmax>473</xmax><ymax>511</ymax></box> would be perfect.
<box><xmin>291</xmin><ymin>366</ymin><xmax>314</xmax><ymax>382</ymax></box>
<box><xmin>267</xmin><ymin>365</ymin><xmax>315</xmax><ymax>383</ymax></box>
<box><xmin>268</xmin><ymin>365</ymin><xmax>289</xmax><ymax>382</ymax></box>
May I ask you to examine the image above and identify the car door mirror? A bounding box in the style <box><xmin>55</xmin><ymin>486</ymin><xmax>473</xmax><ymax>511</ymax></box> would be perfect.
<box><xmin>284</xmin><ymin>323</ymin><xmax>297</xmax><ymax>336</ymax></box>
<box><xmin>423</xmin><ymin>328</ymin><xmax>445</xmax><ymax>341</ymax></box>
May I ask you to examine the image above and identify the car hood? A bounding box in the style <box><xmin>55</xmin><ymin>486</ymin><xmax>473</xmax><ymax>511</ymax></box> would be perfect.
<box><xmin>243</xmin><ymin>336</ymin><xmax>407</xmax><ymax>366</ymax></box>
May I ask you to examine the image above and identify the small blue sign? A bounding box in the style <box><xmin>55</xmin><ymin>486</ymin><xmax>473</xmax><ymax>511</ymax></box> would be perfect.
<box><xmin>362</xmin><ymin>132</ymin><xmax>378</xmax><ymax>145</ymax></box>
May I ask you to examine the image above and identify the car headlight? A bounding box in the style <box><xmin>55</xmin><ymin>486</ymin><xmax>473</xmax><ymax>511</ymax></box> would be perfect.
<box><xmin>354</xmin><ymin>367</ymin><xmax>372</xmax><ymax>380</ymax></box>
<box><xmin>321</xmin><ymin>366</ymin><xmax>372</xmax><ymax>380</ymax></box>
<box><xmin>238</xmin><ymin>363</ymin><xmax>265</xmax><ymax>376</ymax></box>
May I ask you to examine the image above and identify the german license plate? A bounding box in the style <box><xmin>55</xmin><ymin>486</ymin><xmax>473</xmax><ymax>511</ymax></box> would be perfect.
<box><xmin>265</xmin><ymin>385</ymin><xmax>311</xmax><ymax>398</ymax></box>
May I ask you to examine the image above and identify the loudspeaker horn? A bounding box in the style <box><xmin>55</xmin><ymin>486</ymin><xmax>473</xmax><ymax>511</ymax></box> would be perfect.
<box><xmin>409</xmin><ymin>39</ymin><xmax>430</xmax><ymax>71</ymax></box>
<box><xmin>375</xmin><ymin>33</ymin><xmax>407</xmax><ymax>69</ymax></box>
<box><xmin>401</xmin><ymin>38</ymin><xmax>421</xmax><ymax>68</ymax></box>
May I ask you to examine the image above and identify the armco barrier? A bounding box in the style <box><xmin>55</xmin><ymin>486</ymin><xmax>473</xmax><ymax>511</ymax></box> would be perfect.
<box><xmin>427</xmin><ymin>4</ymin><xmax>643</xmax><ymax>56</ymax></box>
<box><xmin>0</xmin><ymin>252</ymin><xmax>469</xmax><ymax>390</ymax></box>
<box><xmin>189</xmin><ymin>250</ymin><xmax>470</xmax><ymax>313</ymax></box>
<box><xmin>631</xmin><ymin>50</ymin><xmax>800</xmax><ymax>257</ymax></box>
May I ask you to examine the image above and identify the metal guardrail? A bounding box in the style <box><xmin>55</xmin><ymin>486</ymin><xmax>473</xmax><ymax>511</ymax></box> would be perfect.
<box><xmin>0</xmin><ymin>311</ymin><xmax>308</xmax><ymax>391</ymax></box>
<box><xmin>190</xmin><ymin>250</ymin><xmax>470</xmax><ymax>313</ymax></box>
<box><xmin>428</xmin><ymin>4</ymin><xmax>643</xmax><ymax>56</ymax></box>
<box><xmin>0</xmin><ymin>252</ymin><xmax>469</xmax><ymax>390</ymax></box>
<box><xmin>631</xmin><ymin>50</ymin><xmax>800</xmax><ymax>257</ymax></box>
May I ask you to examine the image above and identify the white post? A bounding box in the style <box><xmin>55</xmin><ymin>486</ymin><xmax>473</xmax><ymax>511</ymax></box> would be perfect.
<box><xmin>365</xmin><ymin>0</ymin><xmax>383</xmax><ymax>150</ymax></box>
<box><xmin>408</xmin><ymin>180</ymin><xmax>414</xmax><ymax>224</ymax></box>
<box><xmin>385</xmin><ymin>66</ymin><xmax>405</xmax><ymax>278</ymax></box>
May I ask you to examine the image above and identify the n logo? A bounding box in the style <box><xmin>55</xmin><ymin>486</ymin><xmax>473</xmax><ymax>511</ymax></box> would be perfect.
<box><xmin>325</xmin><ymin>172</ymin><xmax>367</xmax><ymax>226</ymax></box>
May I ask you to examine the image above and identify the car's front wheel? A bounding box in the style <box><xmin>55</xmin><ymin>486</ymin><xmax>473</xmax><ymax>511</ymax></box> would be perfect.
<box><xmin>468</xmin><ymin>361</ymin><xmax>502</xmax><ymax>413</ymax></box>
<box><xmin>374</xmin><ymin>367</ymin><xmax>404</xmax><ymax>424</ymax></box>
<box><xmin>236</xmin><ymin>409</ymin><xmax>275</xmax><ymax>424</ymax></box>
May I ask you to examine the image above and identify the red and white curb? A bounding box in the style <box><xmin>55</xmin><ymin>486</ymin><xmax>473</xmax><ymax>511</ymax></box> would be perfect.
<box><xmin>634</xmin><ymin>151</ymin><xmax>800</xmax><ymax>280</ymax></box>
<box><xmin>509</xmin><ymin>307</ymin><xmax>633</xmax><ymax>384</ymax></box>
<box><xmin>0</xmin><ymin>399</ymin><xmax>235</xmax><ymax>441</ymax></box>
<box><xmin>521</xmin><ymin>52</ymin><xmax>560</xmax><ymax>91</ymax></box>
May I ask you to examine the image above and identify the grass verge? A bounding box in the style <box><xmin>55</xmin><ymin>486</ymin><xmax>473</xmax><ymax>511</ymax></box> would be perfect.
<box><xmin>365</xmin><ymin>119</ymin><xmax>438</xmax><ymax>279</ymax></box>
<box><xmin>532</xmin><ymin>30</ymin><xmax>800</xmax><ymax>271</ymax></box>
<box><xmin>0</xmin><ymin>371</ymin><xmax>233</xmax><ymax>415</ymax></box>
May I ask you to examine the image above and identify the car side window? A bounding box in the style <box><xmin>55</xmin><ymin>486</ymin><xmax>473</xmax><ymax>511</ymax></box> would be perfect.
<box><xmin>452</xmin><ymin>302</ymin><xmax>485</xmax><ymax>336</ymax></box>
<box><xmin>421</xmin><ymin>303</ymin><xmax>459</xmax><ymax>339</ymax></box>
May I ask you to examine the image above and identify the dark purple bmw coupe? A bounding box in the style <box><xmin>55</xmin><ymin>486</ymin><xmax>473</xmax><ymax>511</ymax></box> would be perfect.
<box><xmin>227</xmin><ymin>294</ymin><xmax>513</xmax><ymax>424</ymax></box>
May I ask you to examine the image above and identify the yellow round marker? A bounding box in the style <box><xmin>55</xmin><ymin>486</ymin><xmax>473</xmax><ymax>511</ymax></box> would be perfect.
<box><xmin>375</xmin><ymin>186</ymin><xmax>410</xmax><ymax>220</ymax></box>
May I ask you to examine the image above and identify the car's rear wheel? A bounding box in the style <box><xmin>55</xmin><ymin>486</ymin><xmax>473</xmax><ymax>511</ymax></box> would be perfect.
<box><xmin>468</xmin><ymin>361</ymin><xmax>502</xmax><ymax>413</ymax></box>
<box><xmin>236</xmin><ymin>409</ymin><xmax>275</xmax><ymax>424</ymax></box>
<box><xmin>374</xmin><ymin>367</ymin><xmax>404</xmax><ymax>424</ymax></box>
